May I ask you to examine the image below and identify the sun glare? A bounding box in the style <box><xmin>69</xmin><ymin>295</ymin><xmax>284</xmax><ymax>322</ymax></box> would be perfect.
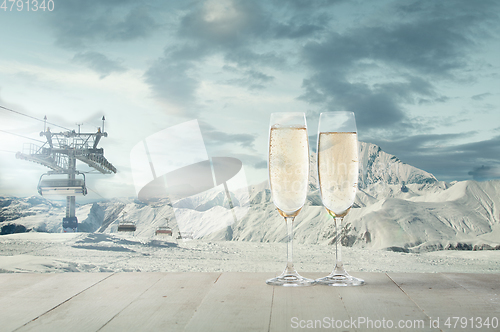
<box><xmin>203</xmin><ymin>0</ymin><xmax>241</xmax><ymax>24</ymax></box>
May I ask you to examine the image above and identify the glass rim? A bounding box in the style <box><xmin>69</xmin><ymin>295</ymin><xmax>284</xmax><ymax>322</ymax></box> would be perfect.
<box><xmin>269</xmin><ymin>112</ymin><xmax>307</xmax><ymax>128</ymax></box>
<box><xmin>270</xmin><ymin>112</ymin><xmax>306</xmax><ymax>115</ymax></box>
<box><xmin>318</xmin><ymin>111</ymin><xmax>357</xmax><ymax>133</ymax></box>
<box><xmin>319</xmin><ymin>111</ymin><xmax>356</xmax><ymax>116</ymax></box>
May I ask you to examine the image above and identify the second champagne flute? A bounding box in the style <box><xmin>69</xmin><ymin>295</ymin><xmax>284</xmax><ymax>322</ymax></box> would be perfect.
<box><xmin>316</xmin><ymin>111</ymin><xmax>364</xmax><ymax>286</ymax></box>
<box><xmin>267</xmin><ymin>112</ymin><xmax>314</xmax><ymax>286</ymax></box>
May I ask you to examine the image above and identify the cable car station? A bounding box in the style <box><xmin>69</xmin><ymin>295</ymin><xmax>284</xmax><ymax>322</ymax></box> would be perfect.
<box><xmin>16</xmin><ymin>116</ymin><xmax>117</xmax><ymax>232</ymax></box>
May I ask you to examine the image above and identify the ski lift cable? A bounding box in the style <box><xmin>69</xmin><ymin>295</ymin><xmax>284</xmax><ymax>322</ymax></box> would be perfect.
<box><xmin>0</xmin><ymin>149</ymin><xmax>17</xmax><ymax>153</ymax></box>
<box><xmin>0</xmin><ymin>129</ymin><xmax>46</xmax><ymax>143</ymax></box>
<box><xmin>0</xmin><ymin>105</ymin><xmax>72</xmax><ymax>131</ymax></box>
<box><xmin>86</xmin><ymin>185</ymin><xmax>106</xmax><ymax>200</ymax></box>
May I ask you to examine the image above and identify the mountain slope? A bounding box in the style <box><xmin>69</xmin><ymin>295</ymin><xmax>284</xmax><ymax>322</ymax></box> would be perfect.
<box><xmin>1</xmin><ymin>142</ymin><xmax>499</xmax><ymax>252</ymax></box>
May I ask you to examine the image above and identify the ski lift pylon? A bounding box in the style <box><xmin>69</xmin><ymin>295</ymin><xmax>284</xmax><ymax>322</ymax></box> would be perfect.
<box><xmin>63</xmin><ymin>216</ymin><xmax>78</xmax><ymax>233</ymax></box>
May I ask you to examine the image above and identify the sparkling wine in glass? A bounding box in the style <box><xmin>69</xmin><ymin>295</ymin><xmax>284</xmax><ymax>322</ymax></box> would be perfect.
<box><xmin>316</xmin><ymin>112</ymin><xmax>364</xmax><ymax>286</ymax></box>
<box><xmin>266</xmin><ymin>112</ymin><xmax>314</xmax><ymax>286</ymax></box>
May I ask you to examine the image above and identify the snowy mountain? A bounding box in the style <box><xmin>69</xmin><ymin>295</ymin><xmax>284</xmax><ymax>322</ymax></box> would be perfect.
<box><xmin>358</xmin><ymin>142</ymin><xmax>437</xmax><ymax>188</ymax></box>
<box><xmin>1</xmin><ymin>142</ymin><xmax>499</xmax><ymax>252</ymax></box>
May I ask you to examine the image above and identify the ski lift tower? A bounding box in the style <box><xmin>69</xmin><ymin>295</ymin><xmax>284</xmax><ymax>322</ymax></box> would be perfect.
<box><xmin>16</xmin><ymin>116</ymin><xmax>117</xmax><ymax>232</ymax></box>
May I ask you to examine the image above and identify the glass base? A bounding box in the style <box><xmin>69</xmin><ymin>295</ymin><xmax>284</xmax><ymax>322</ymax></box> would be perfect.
<box><xmin>315</xmin><ymin>272</ymin><xmax>365</xmax><ymax>286</ymax></box>
<box><xmin>266</xmin><ymin>271</ymin><xmax>315</xmax><ymax>287</ymax></box>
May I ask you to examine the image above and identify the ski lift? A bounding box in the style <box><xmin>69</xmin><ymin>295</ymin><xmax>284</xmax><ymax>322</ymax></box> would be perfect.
<box><xmin>155</xmin><ymin>226</ymin><xmax>172</xmax><ymax>236</ymax></box>
<box><xmin>117</xmin><ymin>211</ymin><xmax>136</xmax><ymax>232</ymax></box>
<box><xmin>37</xmin><ymin>173</ymin><xmax>87</xmax><ymax>196</ymax></box>
<box><xmin>155</xmin><ymin>218</ymin><xmax>172</xmax><ymax>236</ymax></box>
<box><xmin>117</xmin><ymin>221</ymin><xmax>136</xmax><ymax>232</ymax></box>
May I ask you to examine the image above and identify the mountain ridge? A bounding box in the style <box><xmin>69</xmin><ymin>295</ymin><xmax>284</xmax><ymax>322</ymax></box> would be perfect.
<box><xmin>1</xmin><ymin>141</ymin><xmax>499</xmax><ymax>252</ymax></box>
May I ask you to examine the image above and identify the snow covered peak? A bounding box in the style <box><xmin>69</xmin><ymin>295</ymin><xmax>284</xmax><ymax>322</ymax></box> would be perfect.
<box><xmin>358</xmin><ymin>142</ymin><xmax>437</xmax><ymax>188</ymax></box>
<box><xmin>309</xmin><ymin>141</ymin><xmax>437</xmax><ymax>190</ymax></box>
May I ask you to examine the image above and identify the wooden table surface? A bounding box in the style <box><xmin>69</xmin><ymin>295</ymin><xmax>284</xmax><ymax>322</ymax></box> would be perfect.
<box><xmin>0</xmin><ymin>272</ymin><xmax>498</xmax><ymax>331</ymax></box>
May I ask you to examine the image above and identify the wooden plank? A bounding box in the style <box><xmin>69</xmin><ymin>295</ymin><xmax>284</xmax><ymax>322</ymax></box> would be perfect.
<box><xmin>388</xmin><ymin>273</ymin><xmax>499</xmax><ymax>332</ymax></box>
<box><xmin>99</xmin><ymin>272</ymin><xmax>220</xmax><ymax>332</ymax></box>
<box><xmin>0</xmin><ymin>273</ymin><xmax>112</xmax><ymax>332</ymax></box>
<box><xmin>16</xmin><ymin>272</ymin><xmax>164</xmax><ymax>332</ymax></box>
<box><xmin>337</xmin><ymin>272</ymin><xmax>436</xmax><ymax>331</ymax></box>
<box><xmin>269</xmin><ymin>272</ymin><xmax>350</xmax><ymax>332</ymax></box>
<box><xmin>0</xmin><ymin>273</ymin><xmax>54</xmax><ymax>299</ymax></box>
<box><xmin>184</xmin><ymin>272</ymin><xmax>274</xmax><ymax>332</ymax></box>
<box><xmin>2</xmin><ymin>272</ymin><xmax>498</xmax><ymax>332</ymax></box>
<box><xmin>442</xmin><ymin>273</ymin><xmax>500</xmax><ymax>311</ymax></box>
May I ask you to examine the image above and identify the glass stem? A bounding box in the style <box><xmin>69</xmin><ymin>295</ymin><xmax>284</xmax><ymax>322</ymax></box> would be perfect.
<box><xmin>285</xmin><ymin>217</ymin><xmax>296</xmax><ymax>274</ymax></box>
<box><xmin>334</xmin><ymin>217</ymin><xmax>346</xmax><ymax>275</ymax></box>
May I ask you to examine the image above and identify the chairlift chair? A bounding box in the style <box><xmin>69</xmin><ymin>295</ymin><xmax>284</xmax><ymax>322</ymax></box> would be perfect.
<box><xmin>37</xmin><ymin>173</ymin><xmax>87</xmax><ymax>196</ymax></box>
<box><xmin>155</xmin><ymin>226</ymin><xmax>172</xmax><ymax>236</ymax></box>
<box><xmin>117</xmin><ymin>221</ymin><xmax>136</xmax><ymax>232</ymax></box>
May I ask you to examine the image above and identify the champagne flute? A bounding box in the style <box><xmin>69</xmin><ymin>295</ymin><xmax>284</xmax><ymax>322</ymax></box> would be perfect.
<box><xmin>267</xmin><ymin>112</ymin><xmax>314</xmax><ymax>286</ymax></box>
<box><xmin>316</xmin><ymin>112</ymin><xmax>364</xmax><ymax>286</ymax></box>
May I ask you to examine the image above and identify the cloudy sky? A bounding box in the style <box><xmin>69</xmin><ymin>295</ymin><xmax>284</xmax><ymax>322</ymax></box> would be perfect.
<box><xmin>1</xmin><ymin>0</ymin><xmax>499</xmax><ymax>200</ymax></box>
